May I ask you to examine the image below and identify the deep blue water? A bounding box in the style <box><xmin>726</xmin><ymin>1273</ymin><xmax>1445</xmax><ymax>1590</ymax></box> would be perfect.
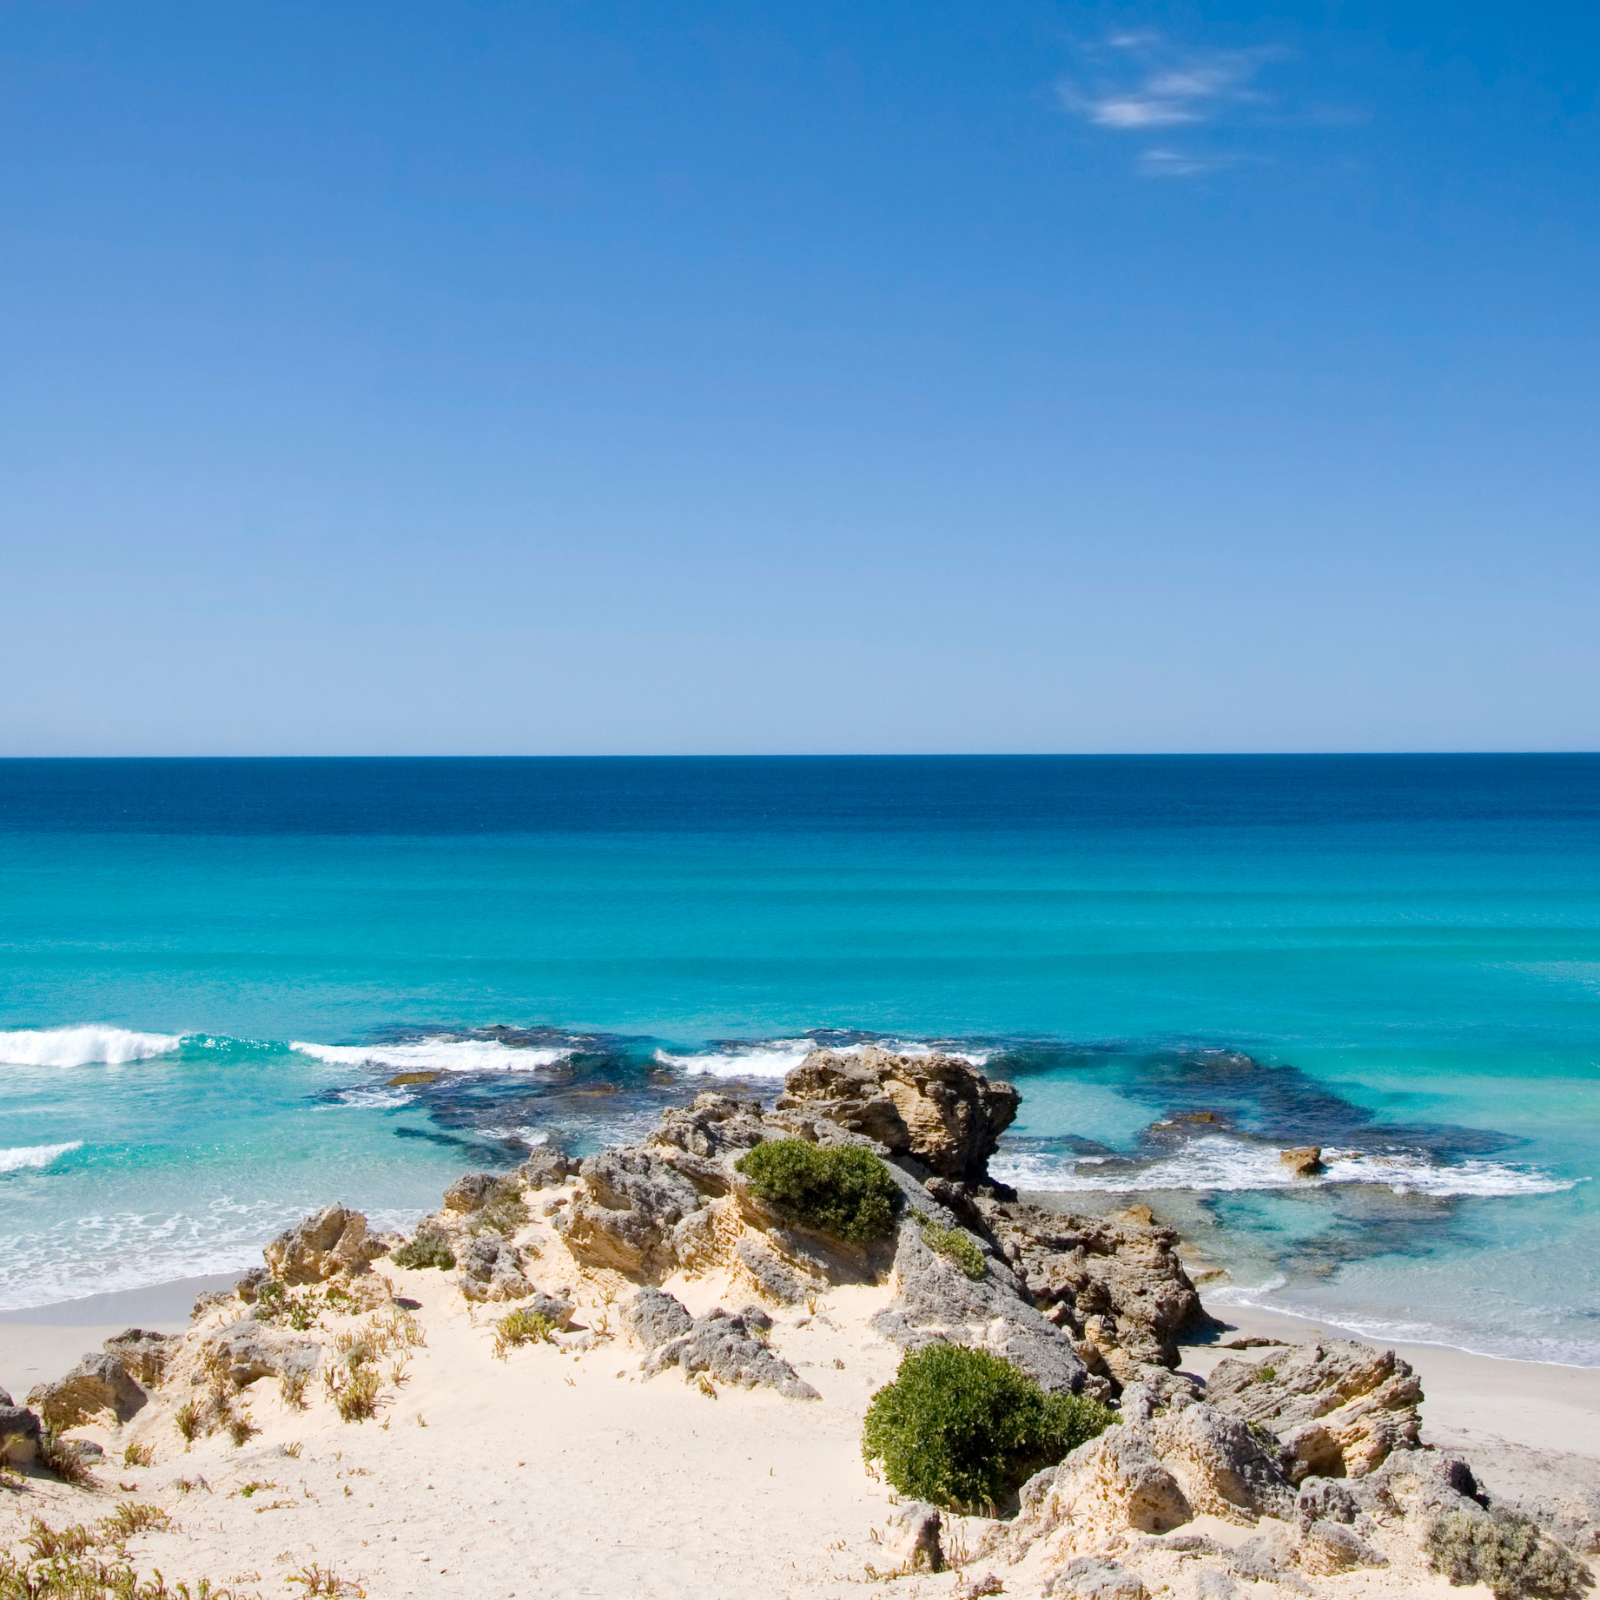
<box><xmin>2</xmin><ymin>755</ymin><xmax>1598</xmax><ymax>1361</ymax></box>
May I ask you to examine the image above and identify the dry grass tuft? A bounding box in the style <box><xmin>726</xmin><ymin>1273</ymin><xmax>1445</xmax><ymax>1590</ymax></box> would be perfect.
<box><xmin>491</xmin><ymin>1308</ymin><xmax>554</xmax><ymax>1360</ymax></box>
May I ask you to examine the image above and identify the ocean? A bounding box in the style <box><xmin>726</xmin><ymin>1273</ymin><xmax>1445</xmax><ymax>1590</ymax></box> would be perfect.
<box><xmin>2</xmin><ymin>755</ymin><xmax>1597</xmax><ymax>1363</ymax></box>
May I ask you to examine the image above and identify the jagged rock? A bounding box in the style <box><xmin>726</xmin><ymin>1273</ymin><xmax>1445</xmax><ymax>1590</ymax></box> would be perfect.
<box><xmin>775</xmin><ymin>1047</ymin><xmax>1019</xmax><ymax>1183</ymax></box>
<box><xmin>883</xmin><ymin>1502</ymin><xmax>943</xmax><ymax>1573</ymax></box>
<box><xmin>1046</xmin><ymin>1556</ymin><xmax>1150</xmax><ymax>1599</ymax></box>
<box><xmin>555</xmin><ymin>1150</ymin><xmax>706</xmax><ymax>1277</ymax></box>
<box><xmin>233</xmin><ymin>1267</ymin><xmax>269</xmax><ymax>1305</ymax></box>
<box><xmin>1206</xmin><ymin>1340</ymin><xmax>1422</xmax><ymax>1479</ymax></box>
<box><xmin>28</xmin><ymin>1353</ymin><xmax>146</xmax><ymax>1427</ymax></box>
<box><xmin>519</xmin><ymin>1149</ymin><xmax>578</xmax><ymax>1189</ymax></box>
<box><xmin>977</xmin><ymin>1201</ymin><xmax>1207</xmax><ymax>1378</ymax></box>
<box><xmin>872</xmin><ymin>1216</ymin><xmax>1090</xmax><ymax>1395</ymax></box>
<box><xmin>457</xmin><ymin>1236</ymin><xmax>534</xmax><ymax>1302</ymax></box>
<box><xmin>1147</xmin><ymin>1403</ymin><xmax>1295</xmax><ymax>1524</ymax></box>
<box><xmin>651</xmin><ymin>1093</ymin><xmax>769</xmax><ymax>1159</ymax></box>
<box><xmin>642</xmin><ymin>1308</ymin><xmax>819</xmax><ymax>1399</ymax></box>
<box><xmin>1195</xmin><ymin>1573</ymin><xmax>1237</xmax><ymax>1599</ymax></box>
<box><xmin>1296</xmin><ymin>1475</ymin><xmax>1360</xmax><ymax>1529</ymax></box>
<box><xmin>1019</xmin><ymin>1427</ymin><xmax>1193</xmax><ymax>1549</ymax></box>
<box><xmin>621</xmin><ymin>1287</ymin><xmax>696</xmax><ymax>1349</ymax></box>
<box><xmin>62</xmin><ymin>1439</ymin><xmax>105</xmax><ymax>1463</ymax></box>
<box><xmin>0</xmin><ymin>1404</ymin><xmax>43</xmax><ymax>1465</ymax></box>
<box><xmin>264</xmin><ymin>1205</ymin><xmax>387</xmax><ymax>1284</ymax></box>
<box><xmin>736</xmin><ymin>1237</ymin><xmax>811</xmax><ymax>1303</ymax></box>
<box><xmin>206</xmin><ymin>1321</ymin><xmax>321</xmax><ymax>1387</ymax></box>
<box><xmin>1279</xmin><ymin>1146</ymin><xmax>1325</xmax><ymax>1177</ymax></box>
<box><xmin>1229</xmin><ymin>1529</ymin><xmax>1311</xmax><ymax>1591</ymax></box>
<box><xmin>1297</xmin><ymin>1518</ymin><xmax>1388</xmax><ymax>1574</ymax></box>
<box><xmin>102</xmin><ymin>1328</ymin><xmax>177</xmax><ymax>1387</ymax></box>
<box><xmin>444</xmin><ymin>1173</ymin><xmax>499</xmax><ymax>1212</ymax></box>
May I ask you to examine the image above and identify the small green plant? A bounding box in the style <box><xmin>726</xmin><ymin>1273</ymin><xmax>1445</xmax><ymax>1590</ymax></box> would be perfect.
<box><xmin>280</xmin><ymin>1369</ymin><xmax>310</xmax><ymax>1410</ymax></box>
<box><xmin>917</xmin><ymin>1215</ymin><xmax>987</xmax><ymax>1280</ymax></box>
<box><xmin>285</xmin><ymin>1563</ymin><xmax>364</xmax><ymax>1596</ymax></box>
<box><xmin>862</xmin><ymin>1344</ymin><xmax>1118</xmax><ymax>1513</ymax></box>
<box><xmin>1255</xmin><ymin>1365</ymin><xmax>1277</xmax><ymax>1382</ymax></box>
<box><xmin>734</xmin><ymin>1140</ymin><xmax>901</xmax><ymax>1244</ymax></box>
<box><xmin>1425</xmin><ymin>1506</ymin><xmax>1591</xmax><ymax>1599</ymax></box>
<box><xmin>283</xmin><ymin>1440</ymin><xmax>304</xmax><ymax>1458</ymax></box>
<box><xmin>391</xmin><ymin>1232</ymin><xmax>456</xmax><ymax>1270</ymax></box>
<box><xmin>100</xmin><ymin>1503</ymin><xmax>171</xmax><ymax>1541</ymax></box>
<box><xmin>224</xmin><ymin>1411</ymin><xmax>258</xmax><ymax>1448</ymax></box>
<box><xmin>324</xmin><ymin>1364</ymin><xmax>385</xmax><ymax>1423</ymax></box>
<box><xmin>39</xmin><ymin>1427</ymin><xmax>95</xmax><ymax>1486</ymax></box>
<box><xmin>492</xmin><ymin>1308</ymin><xmax>555</xmax><ymax>1359</ymax></box>
<box><xmin>121</xmin><ymin>1441</ymin><xmax>155</xmax><ymax>1468</ymax></box>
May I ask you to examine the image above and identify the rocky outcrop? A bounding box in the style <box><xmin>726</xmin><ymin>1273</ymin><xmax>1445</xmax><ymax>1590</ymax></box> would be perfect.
<box><xmin>1280</xmin><ymin>1146</ymin><xmax>1325</xmax><ymax>1178</ymax></box>
<box><xmin>978</xmin><ymin>1201</ymin><xmax>1209</xmax><ymax>1382</ymax></box>
<box><xmin>264</xmin><ymin>1205</ymin><xmax>388</xmax><ymax>1284</ymax></box>
<box><xmin>1205</xmin><ymin>1340</ymin><xmax>1422</xmax><ymax>1479</ymax></box>
<box><xmin>27</xmin><ymin>1352</ymin><xmax>147</xmax><ymax>1428</ymax></box>
<box><xmin>625</xmin><ymin>1288</ymin><xmax>819</xmax><ymax>1399</ymax></box>
<box><xmin>205</xmin><ymin>1320</ymin><xmax>322</xmax><ymax>1388</ymax></box>
<box><xmin>554</xmin><ymin>1149</ymin><xmax>707</xmax><ymax>1276</ymax></box>
<box><xmin>457</xmin><ymin>1236</ymin><xmax>535</xmax><ymax>1302</ymax></box>
<box><xmin>102</xmin><ymin>1328</ymin><xmax>178</xmax><ymax>1387</ymax></box>
<box><xmin>0</xmin><ymin>1402</ymin><xmax>44</xmax><ymax>1466</ymax></box>
<box><xmin>520</xmin><ymin>1149</ymin><xmax>578</xmax><ymax>1189</ymax></box>
<box><xmin>444</xmin><ymin>1173</ymin><xmax>499</xmax><ymax>1212</ymax></box>
<box><xmin>774</xmin><ymin>1047</ymin><xmax>1019</xmax><ymax>1184</ymax></box>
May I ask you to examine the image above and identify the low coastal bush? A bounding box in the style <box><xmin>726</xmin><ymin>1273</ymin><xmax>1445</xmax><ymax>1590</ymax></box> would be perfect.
<box><xmin>917</xmin><ymin>1214</ymin><xmax>987</xmax><ymax>1280</ymax></box>
<box><xmin>492</xmin><ymin>1308</ymin><xmax>555</xmax><ymax>1359</ymax></box>
<box><xmin>734</xmin><ymin>1140</ymin><xmax>901</xmax><ymax>1244</ymax></box>
<box><xmin>392</xmin><ymin>1232</ymin><xmax>456</xmax><ymax>1270</ymax></box>
<box><xmin>862</xmin><ymin>1344</ymin><xmax>1118</xmax><ymax>1513</ymax></box>
<box><xmin>1425</xmin><ymin>1506</ymin><xmax>1591</xmax><ymax>1599</ymax></box>
<box><xmin>324</xmin><ymin>1364</ymin><xmax>384</xmax><ymax>1424</ymax></box>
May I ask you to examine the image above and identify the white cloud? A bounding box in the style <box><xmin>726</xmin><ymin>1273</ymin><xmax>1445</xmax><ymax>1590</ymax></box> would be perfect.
<box><xmin>1059</xmin><ymin>33</ymin><xmax>1289</xmax><ymax>178</ymax></box>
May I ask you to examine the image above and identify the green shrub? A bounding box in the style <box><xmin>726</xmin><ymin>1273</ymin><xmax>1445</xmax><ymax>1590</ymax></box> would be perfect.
<box><xmin>734</xmin><ymin>1140</ymin><xmax>900</xmax><ymax>1244</ymax></box>
<box><xmin>1425</xmin><ymin>1506</ymin><xmax>1591</xmax><ymax>1599</ymax></box>
<box><xmin>392</xmin><ymin>1232</ymin><xmax>456</xmax><ymax>1270</ymax></box>
<box><xmin>862</xmin><ymin>1344</ymin><xmax>1117</xmax><ymax>1513</ymax></box>
<box><xmin>492</xmin><ymin>1309</ymin><xmax>555</xmax><ymax>1359</ymax></box>
<box><xmin>917</xmin><ymin>1215</ymin><xmax>987</xmax><ymax>1280</ymax></box>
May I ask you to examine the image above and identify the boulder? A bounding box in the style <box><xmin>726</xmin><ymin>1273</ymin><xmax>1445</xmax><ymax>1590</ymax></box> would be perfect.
<box><xmin>775</xmin><ymin>1047</ymin><xmax>1019</xmax><ymax>1183</ymax></box>
<box><xmin>1147</xmin><ymin>1403</ymin><xmax>1295</xmax><ymax>1523</ymax></box>
<box><xmin>102</xmin><ymin>1328</ymin><xmax>177</xmax><ymax>1387</ymax></box>
<box><xmin>650</xmin><ymin>1093</ymin><xmax>769</xmax><ymax>1159</ymax></box>
<box><xmin>882</xmin><ymin>1502</ymin><xmax>943</xmax><ymax>1573</ymax></box>
<box><xmin>0</xmin><ymin>1404</ymin><xmax>43</xmax><ymax>1466</ymax></box>
<box><xmin>443</xmin><ymin>1173</ymin><xmax>499</xmax><ymax>1212</ymax></box>
<box><xmin>27</xmin><ymin>1354</ymin><xmax>146</xmax><ymax>1427</ymax></box>
<box><xmin>555</xmin><ymin>1150</ymin><xmax>707</xmax><ymax>1277</ymax></box>
<box><xmin>205</xmin><ymin>1321</ymin><xmax>321</xmax><ymax>1388</ymax></box>
<box><xmin>642</xmin><ymin>1308</ymin><xmax>819</xmax><ymax>1400</ymax></box>
<box><xmin>263</xmin><ymin>1205</ymin><xmax>387</xmax><ymax>1284</ymax></box>
<box><xmin>871</xmin><ymin>1215</ymin><xmax>1089</xmax><ymax>1395</ymax></box>
<box><xmin>1205</xmin><ymin>1340</ymin><xmax>1422</xmax><ymax>1479</ymax></box>
<box><xmin>1279</xmin><ymin>1147</ymin><xmax>1325</xmax><ymax>1178</ymax></box>
<box><xmin>735</xmin><ymin>1237</ymin><xmax>811</xmax><ymax>1303</ymax></box>
<box><xmin>621</xmin><ymin>1287</ymin><xmax>695</xmax><ymax>1350</ymax></box>
<box><xmin>1297</xmin><ymin>1518</ymin><xmax>1388</xmax><ymax>1574</ymax></box>
<box><xmin>457</xmin><ymin>1236</ymin><xmax>535</xmax><ymax>1302</ymax></box>
<box><xmin>519</xmin><ymin>1149</ymin><xmax>578</xmax><ymax>1189</ymax></box>
<box><xmin>1018</xmin><ymin>1427</ymin><xmax>1193</xmax><ymax>1550</ymax></box>
<box><xmin>1046</xmin><ymin>1556</ymin><xmax>1150</xmax><ymax>1599</ymax></box>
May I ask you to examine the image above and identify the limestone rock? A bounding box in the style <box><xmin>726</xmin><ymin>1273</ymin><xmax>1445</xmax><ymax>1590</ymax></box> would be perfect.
<box><xmin>0</xmin><ymin>1404</ymin><xmax>43</xmax><ymax>1466</ymax></box>
<box><xmin>1147</xmin><ymin>1403</ymin><xmax>1295</xmax><ymax>1524</ymax></box>
<box><xmin>1279</xmin><ymin>1146</ymin><xmax>1325</xmax><ymax>1177</ymax></box>
<box><xmin>206</xmin><ymin>1321</ymin><xmax>321</xmax><ymax>1388</ymax></box>
<box><xmin>457</xmin><ymin>1236</ymin><xmax>535</xmax><ymax>1302</ymax></box>
<box><xmin>1046</xmin><ymin>1556</ymin><xmax>1150</xmax><ymax>1599</ymax></box>
<box><xmin>872</xmin><ymin>1215</ymin><xmax>1089</xmax><ymax>1395</ymax></box>
<box><xmin>882</xmin><ymin>1502</ymin><xmax>943</xmax><ymax>1573</ymax></box>
<box><xmin>519</xmin><ymin>1149</ymin><xmax>577</xmax><ymax>1189</ymax></box>
<box><xmin>621</xmin><ymin>1287</ymin><xmax>695</xmax><ymax>1350</ymax></box>
<box><xmin>650</xmin><ymin>1093</ymin><xmax>769</xmax><ymax>1159</ymax></box>
<box><xmin>775</xmin><ymin>1047</ymin><xmax>1019</xmax><ymax>1183</ymax></box>
<box><xmin>27</xmin><ymin>1353</ymin><xmax>146</xmax><ymax>1427</ymax></box>
<box><xmin>443</xmin><ymin>1173</ymin><xmax>499</xmax><ymax>1212</ymax></box>
<box><xmin>736</xmin><ymin>1237</ymin><xmax>811</xmax><ymax>1303</ymax></box>
<box><xmin>264</xmin><ymin>1205</ymin><xmax>387</xmax><ymax>1284</ymax></box>
<box><xmin>1297</xmin><ymin>1517</ymin><xmax>1389</xmax><ymax>1574</ymax></box>
<box><xmin>555</xmin><ymin>1150</ymin><xmax>706</xmax><ymax>1278</ymax></box>
<box><xmin>102</xmin><ymin>1328</ymin><xmax>177</xmax><ymax>1387</ymax></box>
<box><xmin>1020</xmin><ymin>1427</ymin><xmax>1193</xmax><ymax>1549</ymax></box>
<box><xmin>1205</xmin><ymin>1339</ymin><xmax>1422</xmax><ymax>1478</ymax></box>
<box><xmin>642</xmin><ymin>1308</ymin><xmax>819</xmax><ymax>1400</ymax></box>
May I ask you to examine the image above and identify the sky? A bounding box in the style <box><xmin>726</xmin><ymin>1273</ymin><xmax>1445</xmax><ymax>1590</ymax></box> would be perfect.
<box><xmin>2</xmin><ymin>0</ymin><xmax>1596</xmax><ymax>755</ymax></box>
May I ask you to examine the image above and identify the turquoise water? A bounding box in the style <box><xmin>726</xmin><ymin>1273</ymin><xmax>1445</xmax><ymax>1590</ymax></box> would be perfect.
<box><xmin>2</xmin><ymin>756</ymin><xmax>1597</xmax><ymax>1361</ymax></box>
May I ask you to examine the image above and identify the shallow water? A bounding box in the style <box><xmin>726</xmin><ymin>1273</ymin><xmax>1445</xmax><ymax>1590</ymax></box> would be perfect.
<box><xmin>2</xmin><ymin>756</ymin><xmax>1597</xmax><ymax>1360</ymax></box>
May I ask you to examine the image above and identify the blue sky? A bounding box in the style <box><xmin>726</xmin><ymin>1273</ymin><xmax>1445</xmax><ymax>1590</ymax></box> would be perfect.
<box><xmin>3</xmin><ymin>1</ymin><xmax>1596</xmax><ymax>754</ymax></box>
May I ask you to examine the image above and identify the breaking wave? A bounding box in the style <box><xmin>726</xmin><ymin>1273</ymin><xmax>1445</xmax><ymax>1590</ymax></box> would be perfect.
<box><xmin>0</xmin><ymin>1026</ymin><xmax>183</xmax><ymax>1068</ymax></box>
<box><xmin>291</xmin><ymin>1040</ymin><xmax>571</xmax><ymax>1073</ymax></box>
<box><xmin>0</xmin><ymin>1140</ymin><xmax>84</xmax><ymax>1173</ymax></box>
<box><xmin>656</xmin><ymin>1037</ymin><xmax>992</xmax><ymax>1078</ymax></box>
<box><xmin>991</xmin><ymin>1134</ymin><xmax>1580</xmax><ymax>1199</ymax></box>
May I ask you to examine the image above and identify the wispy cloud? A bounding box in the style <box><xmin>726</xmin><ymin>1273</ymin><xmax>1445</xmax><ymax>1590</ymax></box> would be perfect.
<box><xmin>1059</xmin><ymin>33</ymin><xmax>1291</xmax><ymax>179</ymax></box>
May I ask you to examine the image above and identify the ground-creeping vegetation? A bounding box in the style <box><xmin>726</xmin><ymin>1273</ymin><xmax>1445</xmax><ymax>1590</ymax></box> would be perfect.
<box><xmin>734</xmin><ymin>1139</ymin><xmax>901</xmax><ymax>1244</ymax></box>
<box><xmin>916</xmin><ymin>1214</ymin><xmax>987</xmax><ymax>1280</ymax></box>
<box><xmin>492</xmin><ymin>1309</ymin><xmax>555</xmax><ymax>1359</ymax></box>
<box><xmin>390</xmin><ymin>1232</ymin><xmax>456</xmax><ymax>1271</ymax></box>
<box><xmin>1424</xmin><ymin>1505</ymin><xmax>1592</xmax><ymax>1599</ymax></box>
<box><xmin>0</xmin><ymin>1508</ymin><xmax>245</xmax><ymax>1600</ymax></box>
<box><xmin>862</xmin><ymin>1344</ymin><xmax>1118</xmax><ymax>1513</ymax></box>
<box><xmin>471</xmin><ymin>1178</ymin><xmax>530</xmax><ymax>1238</ymax></box>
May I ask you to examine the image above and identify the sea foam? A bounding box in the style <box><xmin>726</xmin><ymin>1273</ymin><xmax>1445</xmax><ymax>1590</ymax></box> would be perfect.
<box><xmin>0</xmin><ymin>1140</ymin><xmax>84</xmax><ymax>1173</ymax></box>
<box><xmin>0</xmin><ymin>1026</ymin><xmax>183</xmax><ymax>1068</ymax></box>
<box><xmin>654</xmin><ymin>1038</ymin><xmax>992</xmax><ymax>1077</ymax></box>
<box><xmin>291</xmin><ymin>1040</ymin><xmax>571</xmax><ymax>1072</ymax></box>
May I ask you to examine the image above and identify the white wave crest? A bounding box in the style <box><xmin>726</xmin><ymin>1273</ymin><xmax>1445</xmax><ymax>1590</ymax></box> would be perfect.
<box><xmin>290</xmin><ymin>1040</ymin><xmax>570</xmax><ymax>1073</ymax></box>
<box><xmin>991</xmin><ymin>1135</ymin><xmax>1580</xmax><ymax>1199</ymax></box>
<box><xmin>0</xmin><ymin>1140</ymin><xmax>84</xmax><ymax>1173</ymax></box>
<box><xmin>0</xmin><ymin>1027</ymin><xmax>183</xmax><ymax>1068</ymax></box>
<box><xmin>655</xmin><ymin>1038</ymin><xmax>992</xmax><ymax>1078</ymax></box>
